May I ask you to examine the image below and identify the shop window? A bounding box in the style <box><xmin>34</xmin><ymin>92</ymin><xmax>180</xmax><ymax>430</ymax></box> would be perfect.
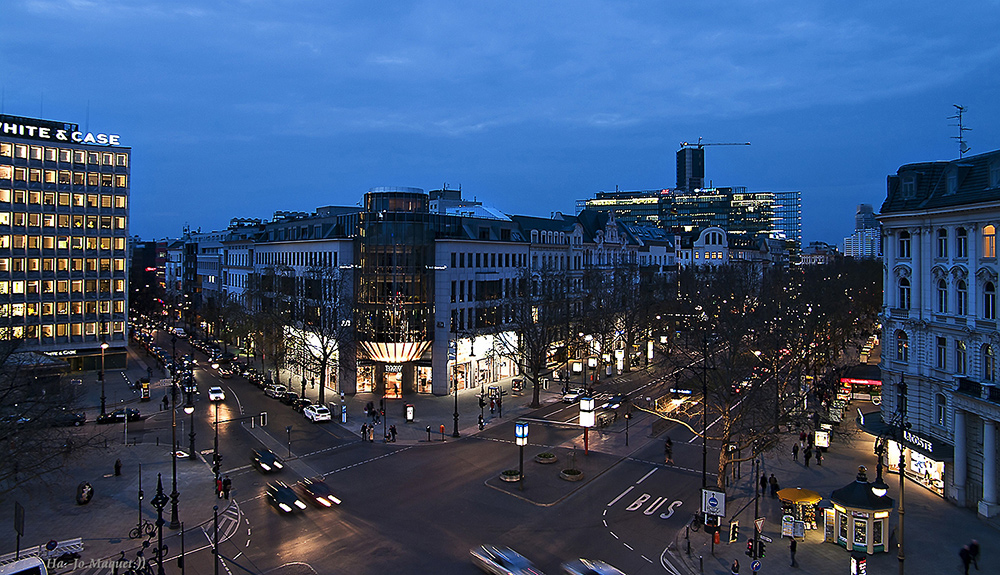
<box><xmin>896</xmin><ymin>331</ymin><xmax>909</xmax><ymax>362</ymax></box>
<box><xmin>898</xmin><ymin>278</ymin><xmax>911</xmax><ymax>309</ymax></box>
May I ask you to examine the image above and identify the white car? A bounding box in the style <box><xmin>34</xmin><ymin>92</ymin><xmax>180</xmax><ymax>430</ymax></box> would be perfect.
<box><xmin>173</xmin><ymin>327</ymin><xmax>187</xmax><ymax>338</ymax></box>
<box><xmin>303</xmin><ymin>405</ymin><xmax>332</xmax><ymax>422</ymax></box>
<box><xmin>562</xmin><ymin>389</ymin><xmax>585</xmax><ymax>403</ymax></box>
<box><xmin>208</xmin><ymin>386</ymin><xmax>226</xmax><ymax>401</ymax></box>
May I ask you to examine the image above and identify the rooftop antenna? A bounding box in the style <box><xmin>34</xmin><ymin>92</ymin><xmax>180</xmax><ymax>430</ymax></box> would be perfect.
<box><xmin>948</xmin><ymin>104</ymin><xmax>971</xmax><ymax>158</ymax></box>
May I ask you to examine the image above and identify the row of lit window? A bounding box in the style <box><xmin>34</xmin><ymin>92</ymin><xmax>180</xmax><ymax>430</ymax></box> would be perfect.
<box><xmin>1</xmin><ymin>234</ymin><xmax>127</xmax><ymax>251</ymax></box>
<box><xmin>0</xmin><ymin>279</ymin><xmax>125</xmax><ymax>295</ymax></box>
<box><xmin>0</xmin><ymin>214</ymin><xmax>128</xmax><ymax>232</ymax></box>
<box><xmin>0</xmin><ymin>143</ymin><xmax>128</xmax><ymax>167</ymax></box>
<box><xmin>695</xmin><ymin>251</ymin><xmax>725</xmax><ymax>259</ymax></box>
<box><xmin>0</xmin><ymin>166</ymin><xmax>128</xmax><ymax>188</ymax></box>
<box><xmin>1</xmin><ymin>321</ymin><xmax>126</xmax><ymax>340</ymax></box>
<box><xmin>0</xmin><ymin>189</ymin><xmax>128</xmax><ymax>209</ymax></box>
<box><xmin>897</xmin><ymin>225</ymin><xmax>995</xmax><ymax>259</ymax></box>
<box><xmin>0</xmin><ymin>257</ymin><xmax>126</xmax><ymax>273</ymax></box>
<box><xmin>2</xmin><ymin>299</ymin><xmax>125</xmax><ymax>316</ymax></box>
<box><xmin>896</xmin><ymin>331</ymin><xmax>995</xmax><ymax>382</ymax></box>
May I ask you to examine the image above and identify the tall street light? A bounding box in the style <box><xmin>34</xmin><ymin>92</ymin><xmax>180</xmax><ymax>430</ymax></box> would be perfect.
<box><xmin>169</xmin><ymin>379</ymin><xmax>181</xmax><ymax>530</ymax></box>
<box><xmin>452</xmin><ymin>365</ymin><xmax>461</xmax><ymax>438</ymax></box>
<box><xmin>185</xmin><ymin>391</ymin><xmax>196</xmax><ymax>460</ymax></box>
<box><xmin>515</xmin><ymin>420</ymin><xmax>528</xmax><ymax>491</ymax></box>
<box><xmin>99</xmin><ymin>338</ymin><xmax>109</xmax><ymax>416</ymax></box>
<box><xmin>702</xmin><ymin>335</ymin><xmax>709</xmax><ymax>489</ymax></box>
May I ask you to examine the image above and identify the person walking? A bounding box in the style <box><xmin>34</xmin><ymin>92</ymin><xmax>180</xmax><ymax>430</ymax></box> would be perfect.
<box><xmin>961</xmin><ymin>545</ymin><xmax>972</xmax><ymax>575</ymax></box>
<box><xmin>730</xmin><ymin>559</ymin><xmax>740</xmax><ymax>574</ymax></box>
<box><xmin>759</xmin><ymin>473</ymin><xmax>768</xmax><ymax>495</ymax></box>
<box><xmin>114</xmin><ymin>459</ymin><xmax>122</xmax><ymax>476</ymax></box>
<box><xmin>792</xmin><ymin>442</ymin><xmax>799</xmax><ymax>462</ymax></box>
<box><xmin>816</xmin><ymin>451</ymin><xmax>823</xmax><ymax>466</ymax></box>
<box><xmin>769</xmin><ymin>474</ymin><xmax>778</xmax><ymax>498</ymax></box>
<box><xmin>361</xmin><ymin>423</ymin><xmax>368</xmax><ymax>441</ymax></box>
<box><xmin>969</xmin><ymin>539</ymin><xmax>980</xmax><ymax>570</ymax></box>
<box><xmin>216</xmin><ymin>477</ymin><xmax>223</xmax><ymax>499</ymax></box>
<box><xmin>389</xmin><ymin>425</ymin><xmax>397</xmax><ymax>442</ymax></box>
<box><xmin>804</xmin><ymin>446</ymin><xmax>812</xmax><ymax>467</ymax></box>
<box><xmin>222</xmin><ymin>475</ymin><xmax>232</xmax><ymax>500</ymax></box>
<box><xmin>789</xmin><ymin>537</ymin><xmax>798</xmax><ymax>567</ymax></box>
<box><xmin>799</xmin><ymin>430</ymin><xmax>806</xmax><ymax>443</ymax></box>
<box><xmin>665</xmin><ymin>437</ymin><xmax>674</xmax><ymax>464</ymax></box>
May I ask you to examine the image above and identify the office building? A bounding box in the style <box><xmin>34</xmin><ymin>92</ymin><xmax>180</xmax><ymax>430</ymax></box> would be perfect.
<box><xmin>0</xmin><ymin>114</ymin><xmax>130</xmax><ymax>370</ymax></box>
<box><xmin>844</xmin><ymin>204</ymin><xmax>882</xmax><ymax>259</ymax></box>
<box><xmin>878</xmin><ymin>149</ymin><xmax>1000</xmax><ymax>515</ymax></box>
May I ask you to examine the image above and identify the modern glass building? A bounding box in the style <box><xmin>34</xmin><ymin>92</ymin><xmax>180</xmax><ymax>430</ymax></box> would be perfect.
<box><xmin>0</xmin><ymin>114</ymin><xmax>130</xmax><ymax>370</ymax></box>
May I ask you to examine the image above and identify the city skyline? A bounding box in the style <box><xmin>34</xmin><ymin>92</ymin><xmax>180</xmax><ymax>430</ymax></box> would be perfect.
<box><xmin>3</xmin><ymin>1</ymin><xmax>998</xmax><ymax>244</ymax></box>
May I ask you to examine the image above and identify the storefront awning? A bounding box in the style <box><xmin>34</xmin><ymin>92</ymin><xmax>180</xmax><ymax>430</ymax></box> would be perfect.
<box><xmin>777</xmin><ymin>487</ymin><xmax>823</xmax><ymax>505</ymax></box>
<box><xmin>857</xmin><ymin>410</ymin><xmax>954</xmax><ymax>462</ymax></box>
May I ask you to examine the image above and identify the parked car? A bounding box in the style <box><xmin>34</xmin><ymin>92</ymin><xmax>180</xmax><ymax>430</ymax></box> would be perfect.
<box><xmin>264</xmin><ymin>385</ymin><xmax>287</xmax><ymax>399</ymax></box>
<box><xmin>470</xmin><ymin>545</ymin><xmax>544</xmax><ymax>575</ymax></box>
<box><xmin>280</xmin><ymin>392</ymin><xmax>300</xmax><ymax>406</ymax></box>
<box><xmin>96</xmin><ymin>408</ymin><xmax>141</xmax><ymax>424</ymax></box>
<box><xmin>266</xmin><ymin>481</ymin><xmax>307</xmax><ymax>513</ymax></box>
<box><xmin>292</xmin><ymin>398</ymin><xmax>313</xmax><ymax>413</ymax></box>
<box><xmin>208</xmin><ymin>387</ymin><xmax>226</xmax><ymax>401</ymax></box>
<box><xmin>51</xmin><ymin>409</ymin><xmax>86</xmax><ymax>427</ymax></box>
<box><xmin>303</xmin><ymin>405</ymin><xmax>331</xmax><ymax>422</ymax></box>
<box><xmin>251</xmin><ymin>449</ymin><xmax>284</xmax><ymax>473</ymax></box>
<box><xmin>295</xmin><ymin>477</ymin><xmax>341</xmax><ymax>508</ymax></box>
<box><xmin>173</xmin><ymin>327</ymin><xmax>187</xmax><ymax>338</ymax></box>
<box><xmin>561</xmin><ymin>558</ymin><xmax>624</xmax><ymax>575</ymax></box>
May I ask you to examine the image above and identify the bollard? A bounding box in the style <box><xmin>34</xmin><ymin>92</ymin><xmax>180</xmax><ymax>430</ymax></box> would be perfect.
<box><xmin>699</xmin><ymin>555</ymin><xmax>703</xmax><ymax>574</ymax></box>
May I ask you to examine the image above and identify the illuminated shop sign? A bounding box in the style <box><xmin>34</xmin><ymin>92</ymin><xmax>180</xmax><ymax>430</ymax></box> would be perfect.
<box><xmin>384</xmin><ymin>364</ymin><xmax>403</xmax><ymax>373</ymax></box>
<box><xmin>1</xmin><ymin>119</ymin><xmax>121</xmax><ymax>146</ymax></box>
<box><xmin>903</xmin><ymin>430</ymin><xmax>933</xmax><ymax>453</ymax></box>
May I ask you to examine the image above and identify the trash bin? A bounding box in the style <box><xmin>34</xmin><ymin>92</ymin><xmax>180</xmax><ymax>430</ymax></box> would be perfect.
<box><xmin>405</xmin><ymin>404</ymin><xmax>414</xmax><ymax>423</ymax></box>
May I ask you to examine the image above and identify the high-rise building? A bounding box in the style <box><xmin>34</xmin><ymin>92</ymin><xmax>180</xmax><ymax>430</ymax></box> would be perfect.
<box><xmin>676</xmin><ymin>147</ymin><xmax>705</xmax><ymax>191</ymax></box>
<box><xmin>0</xmin><ymin>114</ymin><xmax>130</xmax><ymax>371</ymax></box>
<box><xmin>877</xmin><ymin>149</ymin><xmax>1000</xmax><ymax>515</ymax></box>
<box><xmin>843</xmin><ymin>204</ymin><xmax>881</xmax><ymax>259</ymax></box>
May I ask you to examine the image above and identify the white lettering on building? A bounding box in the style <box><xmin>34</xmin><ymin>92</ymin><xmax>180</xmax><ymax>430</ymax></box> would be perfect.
<box><xmin>903</xmin><ymin>429</ymin><xmax>932</xmax><ymax>453</ymax></box>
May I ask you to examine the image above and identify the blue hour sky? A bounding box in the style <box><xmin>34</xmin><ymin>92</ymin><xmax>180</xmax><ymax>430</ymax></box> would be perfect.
<box><xmin>3</xmin><ymin>1</ymin><xmax>999</xmax><ymax>245</ymax></box>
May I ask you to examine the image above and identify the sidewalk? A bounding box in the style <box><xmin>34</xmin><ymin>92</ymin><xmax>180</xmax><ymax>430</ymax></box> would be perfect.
<box><xmin>672</xmin><ymin>408</ymin><xmax>1000</xmax><ymax>575</ymax></box>
<box><xmin>0</xmin><ymin>346</ymin><xmax>226</xmax><ymax>572</ymax></box>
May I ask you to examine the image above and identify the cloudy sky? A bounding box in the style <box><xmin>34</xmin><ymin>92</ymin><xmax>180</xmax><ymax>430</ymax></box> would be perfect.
<box><xmin>3</xmin><ymin>0</ymin><xmax>998</xmax><ymax>244</ymax></box>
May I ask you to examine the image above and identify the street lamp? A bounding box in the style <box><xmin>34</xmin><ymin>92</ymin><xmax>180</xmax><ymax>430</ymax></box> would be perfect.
<box><xmin>212</xmin><ymin>401</ymin><xmax>221</xmax><ymax>480</ymax></box>
<box><xmin>515</xmin><ymin>420</ymin><xmax>528</xmax><ymax>491</ymax></box>
<box><xmin>99</xmin><ymin>338</ymin><xmax>109</xmax><ymax>416</ymax></box>
<box><xmin>150</xmin><ymin>474</ymin><xmax>169</xmax><ymax>575</ymax></box>
<box><xmin>184</xmin><ymin>391</ymin><xmax>196</xmax><ymax>461</ymax></box>
<box><xmin>169</xmin><ymin>381</ymin><xmax>181</xmax><ymax>530</ymax></box>
<box><xmin>452</xmin><ymin>366</ymin><xmax>461</xmax><ymax>438</ymax></box>
<box><xmin>580</xmin><ymin>396</ymin><xmax>595</xmax><ymax>455</ymax></box>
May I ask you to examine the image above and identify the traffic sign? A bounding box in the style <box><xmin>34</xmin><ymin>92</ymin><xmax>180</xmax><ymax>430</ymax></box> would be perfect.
<box><xmin>754</xmin><ymin>517</ymin><xmax>765</xmax><ymax>532</ymax></box>
<box><xmin>751</xmin><ymin>559</ymin><xmax>761</xmax><ymax>572</ymax></box>
<box><xmin>701</xmin><ymin>488</ymin><xmax>726</xmax><ymax>516</ymax></box>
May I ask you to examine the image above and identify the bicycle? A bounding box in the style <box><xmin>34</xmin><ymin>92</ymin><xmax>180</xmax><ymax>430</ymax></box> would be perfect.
<box><xmin>128</xmin><ymin>520</ymin><xmax>156</xmax><ymax>540</ymax></box>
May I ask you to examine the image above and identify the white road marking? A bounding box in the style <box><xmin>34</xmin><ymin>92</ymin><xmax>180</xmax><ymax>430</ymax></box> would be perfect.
<box><xmin>636</xmin><ymin>468</ymin><xmax>657</xmax><ymax>484</ymax></box>
<box><xmin>607</xmin><ymin>485</ymin><xmax>634</xmax><ymax>507</ymax></box>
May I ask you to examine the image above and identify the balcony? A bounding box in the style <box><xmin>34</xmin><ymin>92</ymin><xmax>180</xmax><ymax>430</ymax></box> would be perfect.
<box><xmin>956</xmin><ymin>377</ymin><xmax>982</xmax><ymax>398</ymax></box>
<box><xmin>890</xmin><ymin>308</ymin><xmax>909</xmax><ymax>319</ymax></box>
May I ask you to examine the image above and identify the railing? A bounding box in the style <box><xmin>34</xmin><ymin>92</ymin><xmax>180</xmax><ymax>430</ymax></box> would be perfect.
<box><xmin>956</xmin><ymin>378</ymin><xmax>982</xmax><ymax>397</ymax></box>
<box><xmin>0</xmin><ymin>537</ymin><xmax>83</xmax><ymax>566</ymax></box>
<box><xmin>890</xmin><ymin>308</ymin><xmax>909</xmax><ymax>319</ymax></box>
<box><xmin>989</xmin><ymin>386</ymin><xmax>1000</xmax><ymax>404</ymax></box>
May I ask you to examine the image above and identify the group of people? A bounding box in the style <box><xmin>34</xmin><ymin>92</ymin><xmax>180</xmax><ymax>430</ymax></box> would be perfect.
<box><xmin>959</xmin><ymin>539</ymin><xmax>981</xmax><ymax>574</ymax></box>
<box><xmin>791</xmin><ymin>429</ymin><xmax>822</xmax><ymax>467</ymax></box>
<box><xmin>215</xmin><ymin>474</ymin><xmax>232</xmax><ymax>499</ymax></box>
<box><xmin>760</xmin><ymin>472</ymin><xmax>781</xmax><ymax>498</ymax></box>
<box><xmin>360</xmin><ymin>422</ymin><xmax>397</xmax><ymax>442</ymax></box>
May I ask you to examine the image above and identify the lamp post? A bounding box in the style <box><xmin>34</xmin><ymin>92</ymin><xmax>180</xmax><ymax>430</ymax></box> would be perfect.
<box><xmin>580</xmin><ymin>396</ymin><xmax>595</xmax><ymax>455</ymax></box>
<box><xmin>169</xmin><ymin>381</ymin><xmax>180</xmax><ymax>530</ymax></box>
<box><xmin>452</xmin><ymin>366</ymin><xmax>461</xmax><ymax>438</ymax></box>
<box><xmin>702</xmin><ymin>335</ymin><xmax>709</xmax><ymax>489</ymax></box>
<box><xmin>895</xmin><ymin>377</ymin><xmax>908</xmax><ymax>575</ymax></box>
<box><xmin>150</xmin><ymin>474</ymin><xmax>169</xmax><ymax>575</ymax></box>
<box><xmin>515</xmin><ymin>420</ymin><xmax>528</xmax><ymax>491</ymax></box>
<box><xmin>185</xmin><ymin>391</ymin><xmax>196</xmax><ymax>460</ymax></box>
<box><xmin>212</xmin><ymin>401</ymin><xmax>221</xmax><ymax>480</ymax></box>
<box><xmin>99</xmin><ymin>338</ymin><xmax>109</xmax><ymax>416</ymax></box>
<box><xmin>624</xmin><ymin>411</ymin><xmax>630</xmax><ymax>446</ymax></box>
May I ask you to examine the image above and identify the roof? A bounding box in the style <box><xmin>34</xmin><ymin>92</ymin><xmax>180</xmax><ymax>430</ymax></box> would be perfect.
<box><xmin>882</xmin><ymin>149</ymin><xmax>1000</xmax><ymax>215</ymax></box>
<box><xmin>830</xmin><ymin>467</ymin><xmax>894</xmax><ymax>510</ymax></box>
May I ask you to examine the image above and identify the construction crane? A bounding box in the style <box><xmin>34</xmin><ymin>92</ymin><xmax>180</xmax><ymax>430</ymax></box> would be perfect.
<box><xmin>680</xmin><ymin>137</ymin><xmax>751</xmax><ymax>149</ymax></box>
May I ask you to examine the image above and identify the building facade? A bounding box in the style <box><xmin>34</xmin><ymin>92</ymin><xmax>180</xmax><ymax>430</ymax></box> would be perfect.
<box><xmin>0</xmin><ymin>114</ymin><xmax>130</xmax><ymax>370</ymax></box>
<box><xmin>879</xmin><ymin>150</ymin><xmax>1000</xmax><ymax>516</ymax></box>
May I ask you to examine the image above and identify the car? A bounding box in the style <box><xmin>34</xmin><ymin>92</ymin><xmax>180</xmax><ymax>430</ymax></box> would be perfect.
<box><xmin>51</xmin><ymin>409</ymin><xmax>86</xmax><ymax>427</ymax></box>
<box><xmin>292</xmin><ymin>398</ymin><xmax>313</xmax><ymax>413</ymax></box>
<box><xmin>265</xmin><ymin>481</ymin><xmax>307</xmax><ymax>514</ymax></box>
<box><xmin>303</xmin><ymin>405</ymin><xmax>331</xmax><ymax>422</ymax></box>
<box><xmin>562</xmin><ymin>389</ymin><xmax>585</xmax><ymax>403</ymax></box>
<box><xmin>173</xmin><ymin>327</ymin><xmax>187</xmax><ymax>338</ymax></box>
<box><xmin>280</xmin><ymin>392</ymin><xmax>299</xmax><ymax>406</ymax></box>
<box><xmin>560</xmin><ymin>558</ymin><xmax>625</xmax><ymax>575</ymax></box>
<box><xmin>96</xmin><ymin>408</ymin><xmax>141</xmax><ymax>424</ymax></box>
<box><xmin>599</xmin><ymin>393</ymin><xmax>625</xmax><ymax>411</ymax></box>
<box><xmin>251</xmin><ymin>449</ymin><xmax>284</xmax><ymax>473</ymax></box>
<box><xmin>470</xmin><ymin>545</ymin><xmax>544</xmax><ymax>575</ymax></box>
<box><xmin>217</xmin><ymin>367</ymin><xmax>232</xmax><ymax>379</ymax></box>
<box><xmin>265</xmin><ymin>384</ymin><xmax>287</xmax><ymax>399</ymax></box>
<box><xmin>208</xmin><ymin>387</ymin><xmax>226</xmax><ymax>401</ymax></box>
<box><xmin>295</xmin><ymin>477</ymin><xmax>341</xmax><ymax>508</ymax></box>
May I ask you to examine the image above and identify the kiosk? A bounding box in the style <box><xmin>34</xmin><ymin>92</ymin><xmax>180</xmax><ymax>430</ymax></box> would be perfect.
<box><xmin>828</xmin><ymin>466</ymin><xmax>893</xmax><ymax>554</ymax></box>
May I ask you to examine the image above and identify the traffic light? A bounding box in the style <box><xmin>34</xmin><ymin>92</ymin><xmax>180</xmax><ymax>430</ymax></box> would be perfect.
<box><xmin>758</xmin><ymin>540</ymin><xmax>767</xmax><ymax>558</ymax></box>
<box><xmin>479</xmin><ymin>396</ymin><xmax>486</xmax><ymax>409</ymax></box>
<box><xmin>746</xmin><ymin>540</ymin><xmax>754</xmax><ymax>557</ymax></box>
<box><xmin>729</xmin><ymin>522</ymin><xmax>739</xmax><ymax>543</ymax></box>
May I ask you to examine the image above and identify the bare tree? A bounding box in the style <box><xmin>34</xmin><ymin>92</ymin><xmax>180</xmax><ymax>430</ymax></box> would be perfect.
<box><xmin>291</xmin><ymin>266</ymin><xmax>354</xmax><ymax>405</ymax></box>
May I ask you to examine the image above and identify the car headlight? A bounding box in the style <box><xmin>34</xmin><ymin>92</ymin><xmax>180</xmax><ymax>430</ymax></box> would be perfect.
<box><xmin>317</xmin><ymin>497</ymin><xmax>332</xmax><ymax>507</ymax></box>
<box><xmin>259</xmin><ymin>462</ymin><xmax>271</xmax><ymax>471</ymax></box>
<box><xmin>294</xmin><ymin>499</ymin><xmax>307</xmax><ymax>509</ymax></box>
<box><xmin>273</xmin><ymin>461</ymin><xmax>283</xmax><ymax>469</ymax></box>
<box><xmin>278</xmin><ymin>503</ymin><xmax>292</xmax><ymax>513</ymax></box>
<box><xmin>328</xmin><ymin>495</ymin><xmax>341</xmax><ymax>505</ymax></box>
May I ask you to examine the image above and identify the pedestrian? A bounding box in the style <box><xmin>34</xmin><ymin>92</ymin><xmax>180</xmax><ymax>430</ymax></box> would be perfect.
<box><xmin>789</xmin><ymin>537</ymin><xmax>798</xmax><ymax>567</ymax></box>
<box><xmin>216</xmin><ymin>477</ymin><xmax>223</xmax><ymax>499</ymax></box>
<box><xmin>961</xmin><ymin>545</ymin><xmax>972</xmax><ymax>575</ymax></box>
<box><xmin>799</xmin><ymin>430</ymin><xmax>806</xmax><ymax>443</ymax></box>
<box><xmin>361</xmin><ymin>423</ymin><xmax>367</xmax><ymax>440</ymax></box>
<box><xmin>665</xmin><ymin>437</ymin><xmax>674</xmax><ymax>465</ymax></box>
<box><xmin>804</xmin><ymin>446</ymin><xmax>812</xmax><ymax>467</ymax></box>
<box><xmin>730</xmin><ymin>559</ymin><xmax>740</xmax><ymax>574</ymax></box>
<box><xmin>490</xmin><ymin>399</ymin><xmax>496</xmax><ymax>414</ymax></box>
<box><xmin>222</xmin><ymin>475</ymin><xmax>232</xmax><ymax>500</ymax></box>
<box><xmin>759</xmin><ymin>473</ymin><xmax>768</xmax><ymax>495</ymax></box>
<box><xmin>369</xmin><ymin>427</ymin><xmax>375</xmax><ymax>442</ymax></box>
<box><xmin>969</xmin><ymin>539</ymin><xmax>980</xmax><ymax>570</ymax></box>
<box><xmin>769</xmin><ymin>474</ymin><xmax>778</xmax><ymax>498</ymax></box>
<box><xmin>816</xmin><ymin>451</ymin><xmax>823</xmax><ymax>466</ymax></box>
<box><xmin>390</xmin><ymin>425</ymin><xmax>397</xmax><ymax>442</ymax></box>
<box><xmin>114</xmin><ymin>459</ymin><xmax>122</xmax><ymax>476</ymax></box>
<box><xmin>792</xmin><ymin>442</ymin><xmax>800</xmax><ymax>461</ymax></box>
<box><xmin>162</xmin><ymin>395</ymin><xmax>169</xmax><ymax>411</ymax></box>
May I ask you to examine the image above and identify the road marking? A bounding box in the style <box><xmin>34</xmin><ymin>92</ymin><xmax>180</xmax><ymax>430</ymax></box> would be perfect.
<box><xmin>607</xmin><ymin>485</ymin><xmax>634</xmax><ymax>507</ymax></box>
<box><xmin>636</xmin><ymin>468</ymin><xmax>657</xmax><ymax>484</ymax></box>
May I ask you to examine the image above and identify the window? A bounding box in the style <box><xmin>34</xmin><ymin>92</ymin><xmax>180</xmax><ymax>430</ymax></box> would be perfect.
<box><xmin>937</xmin><ymin>279</ymin><xmax>948</xmax><ymax>313</ymax></box>
<box><xmin>901</xmin><ymin>177</ymin><xmax>915</xmax><ymax>197</ymax></box>
<box><xmin>898</xmin><ymin>231</ymin><xmax>911</xmax><ymax>258</ymax></box>
<box><xmin>896</xmin><ymin>330</ymin><xmax>909</xmax><ymax>362</ymax></box>
<box><xmin>935</xmin><ymin>394</ymin><xmax>947</xmax><ymax>427</ymax></box>
<box><xmin>957</xmin><ymin>228</ymin><xmax>968</xmax><ymax>258</ymax></box>
<box><xmin>957</xmin><ymin>280</ymin><xmax>968</xmax><ymax>315</ymax></box>
<box><xmin>985</xmin><ymin>225</ymin><xmax>996</xmax><ymax>258</ymax></box>
<box><xmin>898</xmin><ymin>278</ymin><xmax>911</xmax><ymax>309</ymax></box>
<box><xmin>986</xmin><ymin>345</ymin><xmax>997</xmax><ymax>382</ymax></box>
<box><xmin>986</xmin><ymin>282</ymin><xmax>997</xmax><ymax>320</ymax></box>
<box><xmin>936</xmin><ymin>337</ymin><xmax>947</xmax><ymax>369</ymax></box>
<box><xmin>937</xmin><ymin>229</ymin><xmax>948</xmax><ymax>258</ymax></box>
<box><xmin>957</xmin><ymin>341</ymin><xmax>967</xmax><ymax>374</ymax></box>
